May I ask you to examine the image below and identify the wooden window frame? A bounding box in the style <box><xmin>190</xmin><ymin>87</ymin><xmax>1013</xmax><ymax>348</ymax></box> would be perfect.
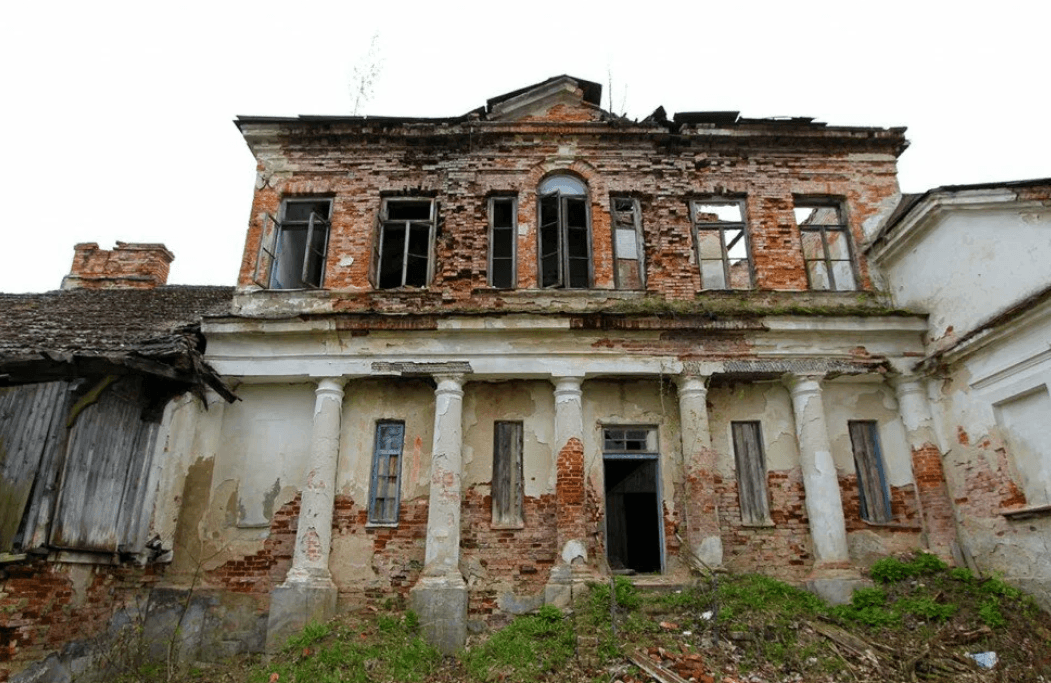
<box><xmin>731</xmin><ymin>421</ymin><xmax>772</xmax><ymax>526</ymax></box>
<box><xmin>491</xmin><ymin>421</ymin><xmax>524</xmax><ymax>528</ymax></box>
<box><xmin>375</xmin><ymin>198</ymin><xmax>437</xmax><ymax>289</ymax></box>
<box><xmin>537</xmin><ymin>176</ymin><xmax>592</xmax><ymax>289</ymax></box>
<box><xmin>690</xmin><ymin>198</ymin><xmax>754</xmax><ymax>290</ymax></box>
<box><xmin>610</xmin><ymin>196</ymin><xmax>646</xmax><ymax>290</ymax></box>
<box><xmin>848</xmin><ymin>420</ymin><xmax>892</xmax><ymax>523</ymax></box>
<box><xmin>488</xmin><ymin>196</ymin><xmax>517</xmax><ymax>289</ymax></box>
<box><xmin>253</xmin><ymin>198</ymin><xmax>333</xmax><ymax>289</ymax></box>
<box><xmin>368</xmin><ymin>421</ymin><xmax>405</xmax><ymax>525</ymax></box>
<box><xmin>794</xmin><ymin>199</ymin><xmax>858</xmax><ymax>292</ymax></box>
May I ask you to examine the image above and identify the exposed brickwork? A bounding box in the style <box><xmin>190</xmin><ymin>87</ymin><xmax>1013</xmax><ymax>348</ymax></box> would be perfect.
<box><xmin>460</xmin><ymin>487</ymin><xmax>557</xmax><ymax>625</ymax></box>
<box><xmin>207</xmin><ymin>496</ymin><xmax>299</xmax><ymax>594</ymax></box>
<box><xmin>717</xmin><ymin>470</ymin><xmax>813</xmax><ymax>583</ymax></box>
<box><xmin>236</xmin><ymin>118</ymin><xmax>902</xmax><ymax>307</ymax></box>
<box><xmin>555</xmin><ymin>437</ymin><xmax>588</xmax><ymax>552</ymax></box>
<box><xmin>837</xmin><ymin>475</ymin><xmax>921</xmax><ymax>532</ymax></box>
<box><xmin>0</xmin><ymin>560</ymin><xmax>161</xmax><ymax>682</ymax></box>
<box><xmin>63</xmin><ymin>242</ymin><xmax>174</xmax><ymax>290</ymax></box>
<box><xmin>909</xmin><ymin>444</ymin><xmax>958</xmax><ymax>557</ymax></box>
<box><xmin>953</xmin><ymin>438</ymin><xmax>1028</xmax><ymax>516</ymax></box>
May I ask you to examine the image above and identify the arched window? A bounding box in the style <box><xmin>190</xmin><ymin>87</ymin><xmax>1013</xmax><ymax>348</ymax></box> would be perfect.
<box><xmin>538</xmin><ymin>174</ymin><xmax>591</xmax><ymax>288</ymax></box>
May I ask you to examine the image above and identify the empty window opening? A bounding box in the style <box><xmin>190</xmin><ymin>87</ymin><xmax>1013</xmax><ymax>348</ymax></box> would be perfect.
<box><xmin>795</xmin><ymin>202</ymin><xmax>857</xmax><ymax>291</ymax></box>
<box><xmin>492</xmin><ymin>421</ymin><xmax>524</xmax><ymax>527</ymax></box>
<box><xmin>489</xmin><ymin>197</ymin><xmax>517</xmax><ymax>289</ymax></box>
<box><xmin>368</xmin><ymin>421</ymin><xmax>405</xmax><ymax>524</ymax></box>
<box><xmin>732</xmin><ymin>421</ymin><xmax>771</xmax><ymax>525</ymax></box>
<box><xmin>603</xmin><ymin>427</ymin><xmax>662</xmax><ymax>574</ymax></box>
<box><xmin>611</xmin><ymin>197</ymin><xmax>645</xmax><ymax>289</ymax></box>
<box><xmin>994</xmin><ymin>386</ymin><xmax>1051</xmax><ymax>506</ymax></box>
<box><xmin>377</xmin><ymin>199</ymin><xmax>436</xmax><ymax>289</ymax></box>
<box><xmin>691</xmin><ymin>199</ymin><xmax>753</xmax><ymax>289</ymax></box>
<box><xmin>848</xmin><ymin>421</ymin><xmax>892</xmax><ymax>523</ymax></box>
<box><xmin>254</xmin><ymin>198</ymin><xmax>332</xmax><ymax>289</ymax></box>
<box><xmin>538</xmin><ymin>175</ymin><xmax>591</xmax><ymax>289</ymax></box>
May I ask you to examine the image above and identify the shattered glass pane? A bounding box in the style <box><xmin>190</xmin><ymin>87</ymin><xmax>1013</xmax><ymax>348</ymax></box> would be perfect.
<box><xmin>831</xmin><ymin>260</ymin><xmax>857</xmax><ymax>291</ymax></box>
<box><xmin>801</xmin><ymin>230</ymin><xmax>825</xmax><ymax>260</ymax></box>
<box><xmin>807</xmin><ymin>260</ymin><xmax>831</xmax><ymax>290</ymax></box>
<box><xmin>701</xmin><ymin>259</ymin><xmax>727</xmax><ymax>289</ymax></box>
<box><xmin>693</xmin><ymin>201</ymin><xmax>742</xmax><ymax>224</ymax></box>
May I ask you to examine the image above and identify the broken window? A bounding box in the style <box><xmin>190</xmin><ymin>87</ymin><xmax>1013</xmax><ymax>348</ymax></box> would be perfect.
<box><xmin>488</xmin><ymin>197</ymin><xmax>517</xmax><ymax>289</ymax></box>
<box><xmin>731</xmin><ymin>421</ymin><xmax>771</xmax><ymax>525</ymax></box>
<box><xmin>538</xmin><ymin>175</ymin><xmax>591</xmax><ymax>288</ymax></box>
<box><xmin>994</xmin><ymin>386</ymin><xmax>1051</xmax><ymax>507</ymax></box>
<box><xmin>368</xmin><ymin>421</ymin><xmax>405</xmax><ymax>524</ymax></box>
<box><xmin>491</xmin><ymin>421</ymin><xmax>524</xmax><ymax>527</ymax></box>
<box><xmin>375</xmin><ymin>199</ymin><xmax>436</xmax><ymax>289</ymax></box>
<box><xmin>691</xmin><ymin>199</ymin><xmax>753</xmax><ymax>290</ymax></box>
<box><xmin>610</xmin><ymin>197</ymin><xmax>645</xmax><ymax>289</ymax></box>
<box><xmin>603</xmin><ymin>426</ymin><xmax>662</xmax><ymax>574</ymax></box>
<box><xmin>254</xmin><ymin>198</ymin><xmax>332</xmax><ymax>289</ymax></box>
<box><xmin>848</xmin><ymin>421</ymin><xmax>892</xmax><ymax>523</ymax></box>
<box><xmin>795</xmin><ymin>201</ymin><xmax>857</xmax><ymax>291</ymax></box>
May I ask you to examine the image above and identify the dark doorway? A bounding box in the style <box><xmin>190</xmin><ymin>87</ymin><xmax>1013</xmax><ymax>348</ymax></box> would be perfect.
<box><xmin>603</xmin><ymin>457</ymin><xmax>662</xmax><ymax>573</ymax></box>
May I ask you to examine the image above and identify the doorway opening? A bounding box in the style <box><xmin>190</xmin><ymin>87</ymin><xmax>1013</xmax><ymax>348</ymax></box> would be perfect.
<box><xmin>603</xmin><ymin>427</ymin><xmax>663</xmax><ymax>574</ymax></box>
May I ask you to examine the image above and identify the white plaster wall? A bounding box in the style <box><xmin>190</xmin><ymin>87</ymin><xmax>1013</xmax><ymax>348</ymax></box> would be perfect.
<box><xmin>823</xmin><ymin>381</ymin><xmax>912</xmax><ymax>487</ymax></box>
<box><xmin>147</xmin><ymin>393</ymin><xmax>203</xmax><ymax>548</ymax></box>
<box><xmin>882</xmin><ymin>207</ymin><xmax>1051</xmax><ymax>342</ymax></box>
<box><xmin>708</xmin><ymin>382</ymin><xmax>799</xmax><ymax>475</ymax></box>
<box><xmin>461</xmin><ymin>380</ymin><xmax>555</xmax><ymax>497</ymax></box>
<box><xmin>212</xmin><ymin>383</ymin><xmax>316</xmax><ymax>528</ymax></box>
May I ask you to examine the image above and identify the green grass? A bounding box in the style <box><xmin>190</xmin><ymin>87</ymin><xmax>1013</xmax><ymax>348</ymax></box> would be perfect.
<box><xmin>463</xmin><ymin>605</ymin><xmax>575</xmax><ymax>682</ymax></box>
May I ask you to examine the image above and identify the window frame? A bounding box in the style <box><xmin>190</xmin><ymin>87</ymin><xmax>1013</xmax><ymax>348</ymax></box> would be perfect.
<box><xmin>848</xmin><ymin>420</ymin><xmax>892</xmax><ymax>523</ymax></box>
<box><xmin>731</xmin><ymin>421</ymin><xmax>772</xmax><ymax>526</ymax></box>
<box><xmin>368</xmin><ymin>421</ymin><xmax>405</xmax><ymax>525</ymax></box>
<box><xmin>253</xmin><ymin>197</ymin><xmax>333</xmax><ymax>290</ymax></box>
<box><xmin>491</xmin><ymin>421</ymin><xmax>524</xmax><ymax>528</ymax></box>
<box><xmin>794</xmin><ymin>199</ymin><xmax>858</xmax><ymax>291</ymax></box>
<box><xmin>488</xmin><ymin>196</ymin><xmax>518</xmax><ymax>289</ymax></box>
<box><xmin>609</xmin><ymin>196</ymin><xmax>646</xmax><ymax>290</ymax></box>
<box><xmin>690</xmin><ymin>197</ymin><xmax>754</xmax><ymax>290</ymax></box>
<box><xmin>375</xmin><ymin>197</ymin><xmax>437</xmax><ymax>290</ymax></box>
<box><xmin>537</xmin><ymin>175</ymin><xmax>592</xmax><ymax>289</ymax></box>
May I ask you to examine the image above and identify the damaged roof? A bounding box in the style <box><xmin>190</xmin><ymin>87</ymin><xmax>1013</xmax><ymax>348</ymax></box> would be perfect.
<box><xmin>0</xmin><ymin>286</ymin><xmax>236</xmax><ymax>400</ymax></box>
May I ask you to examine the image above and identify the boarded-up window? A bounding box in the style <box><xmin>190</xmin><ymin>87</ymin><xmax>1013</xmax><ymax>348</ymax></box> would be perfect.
<box><xmin>610</xmin><ymin>197</ymin><xmax>645</xmax><ymax>289</ymax></box>
<box><xmin>368</xmin><ymin>421</ymin><xmax>405</xmax><ymax>524</ymax></box>
<box><xmin>732</xmin><ymin>421</ymin><xmax>771</xmax><ymax>525</ymax></box>
<box><xmin>848</xmin><ymin>421</ymin><xmax>891</xmax><ymax>523</ymax></box>
<box><xmin>489</xmin><ymin>197</ymin><xmax>517</xmax><ymax>289</ymax></box>
<box><xmin>492</xmin><ymin>421</ymin><xmax>523</xmax><ymax>527</ymax></box>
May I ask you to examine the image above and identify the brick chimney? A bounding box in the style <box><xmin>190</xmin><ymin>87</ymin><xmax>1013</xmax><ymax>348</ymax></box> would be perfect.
<box><xmin>61</xmin><ymin>242</ymin><xmax>175</xmax><ymax>290</ymax></box>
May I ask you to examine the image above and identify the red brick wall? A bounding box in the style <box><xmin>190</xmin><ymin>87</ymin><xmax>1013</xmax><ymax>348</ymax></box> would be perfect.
<box><xmin>65</xmin><ymin>242</ymin><xmax>174</xmax><ymax>289</ymax></box>
<box><xmin>837</xmin><ymin>475</ymin><xmax>921</xmax><ymax>532</ymax></box>
<box><xmin>0</xmin><ymin>561</ymin><xmax>160</xmax><ymax>682</ymax></box>
<box><xmin>910</xmin><ymin>444</ymin><xmax>958</xmax><ymax>558</ymax></box>
<box><xmin>237</xmin><ymin>123</ymin><xmax>901</xmax><ymax>304</ymax></box>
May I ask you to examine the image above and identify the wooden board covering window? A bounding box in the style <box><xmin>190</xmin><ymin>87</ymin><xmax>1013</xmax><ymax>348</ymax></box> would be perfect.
<box><xmin>492</xmin><ymin>421</ymin><xmax>523</xmax><ymax>527</ymax></box>
<box><xmin>848</xmin><ymin>421</ymin><xmax>892</xmax><ymax>523</ymax></box>
<box><xmin>732</xmin><ymin>421</ymin><xmax>771</xmax><ymax>525</ymax></box>
<box><xmin>369</xmin><ymin>421</ymin><xmax>405</xmax><ymax>524</ymax></box>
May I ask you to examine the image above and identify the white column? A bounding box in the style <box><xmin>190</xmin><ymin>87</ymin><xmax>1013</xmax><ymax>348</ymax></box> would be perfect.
<box><xmin>892</xmin><ymin>376</ymin><xmax>939</xmax><ymax>449</ymax></box>
<box><xmin>785</xmin><ymin>374</ymin><xmax>849</xmax><ymax>566</ymax></box>
<box><xmin>553</xmin><ymin>375</ymin><xmax>586</xmax><ymax>565</ymax></box>
<box><xmin>677</xmin><ymin>373</ymin><xmax>723</xmax><ymax>568</ymax></box>
<box><xmin>285</xmin><ymin>377</ymin><xmax>347</xmax><ymax>585</ymax></box>
<box><xmin>422</xmin><ymin>374</ymin><xmax>466</xmax><ymax>577</ymax></box>
<box><xmin>554</xmin><ymin>376</ymin><xmax>585</xmax><ymax>450</ymax></box>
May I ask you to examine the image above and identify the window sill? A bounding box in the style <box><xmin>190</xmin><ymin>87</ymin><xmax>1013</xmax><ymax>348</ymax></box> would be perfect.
<box><xmin>365</xmin><ymin>522</ymin><xmax>400</xmax><ymax>529</ymax></box>
<box><xmin>490</xmin><ymin>521</ymin><xmax>525</xmax><ymax>531</ymax></box>
<box><xmin>1001</xmin><ymin>503</ymin><xmax>1051</xmax><ymax>520</ymax></box>
<box><xmin>741</xmin><ymin>521</ymin><xmax>775</xmax><ymax>529</ymax></box>
<box><xmin>859</xmin><ymin>520</ymin><xmax>922</xmax><ymax>530</ymax></box>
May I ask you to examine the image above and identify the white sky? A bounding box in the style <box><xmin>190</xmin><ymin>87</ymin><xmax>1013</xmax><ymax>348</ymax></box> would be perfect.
<box><xmin>1</xmin><ymin>0</ymin><xmax>1047</xmax><ymax>293</ymax></box>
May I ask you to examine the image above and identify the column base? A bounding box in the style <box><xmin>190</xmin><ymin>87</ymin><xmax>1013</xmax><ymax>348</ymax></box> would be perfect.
<box><xmin>804</xmin><ymin>566</ymin><xmax>869</xmax><ymax>605</ymax></box>
<box><xmin>410</xmin><ymin>574</ymin><xmax>467</xmax><ymax>655</ymax></box>
<box><xmin>691</xmin><ymin>535</ymin><xmax>724</xmax><ymax>570</ymax></box>
<box><xmin>265</xmin><ymin>579</ymin><xmax>338</xmax><ymax>652</ymax></box>
<box><xmin>544</xmin><ymin>563</ymin><xmax>594</xmax><ymax>608</ymax></box>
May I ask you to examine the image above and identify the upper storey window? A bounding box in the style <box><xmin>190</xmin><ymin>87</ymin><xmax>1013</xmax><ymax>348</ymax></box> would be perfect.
<box><xmin>794</xmin><ymin>200</ymin><xmax>857</xmax><ymax>291</ymax></box>
<box><xmin>489</xmin><ymin>197</ymin><xmax>517</xmax><ymax>289</ymax></box>
<box><xmin>610</xmin><ymin>197</ymin><xmax>645</xmax><ymax>289</ymax></box>
<box><xmin>538</xmin><ymin>175</ymin><xmax>591</xmax><ymax>289</ymax></box>
<box><xmin>254</xmin><ymin>198</ymin><xmax>332</xmax><ymax>289</ymax></box>
<box><xmin>376</xmin><ymin>198</ymin><xmax>436</xmax><ymax>289</ymax></box>
<box><xmin>690</xmin><ymin>199</ymin><xmax>753</xmax><ymax>290</ymax></box>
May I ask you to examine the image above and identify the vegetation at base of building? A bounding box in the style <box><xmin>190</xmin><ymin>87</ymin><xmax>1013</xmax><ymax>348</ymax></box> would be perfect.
<box><xmin>104</xmin><ymin>552</ymin><xmax>1051</xmax><ymax>683</ymax></box>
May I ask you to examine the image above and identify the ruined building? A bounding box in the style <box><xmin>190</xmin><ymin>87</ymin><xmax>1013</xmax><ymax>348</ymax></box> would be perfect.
<box><xmin>1</xmin><ymin>76</ymin><xmax>1049</xmax><ymax>678</ymax></box>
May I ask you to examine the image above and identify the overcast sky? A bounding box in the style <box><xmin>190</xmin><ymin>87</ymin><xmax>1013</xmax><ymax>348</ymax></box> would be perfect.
<box><xmin>2</xmin><ymin>0</ymin><xmax>1047</xmax><ymax>293</ymax></box>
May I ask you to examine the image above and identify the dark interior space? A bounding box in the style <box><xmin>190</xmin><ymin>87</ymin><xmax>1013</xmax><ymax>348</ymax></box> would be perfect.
<box><xmin>604</xmin><ymin>457</ymin><xmax>662</xmax><ymax>573</ymax></box>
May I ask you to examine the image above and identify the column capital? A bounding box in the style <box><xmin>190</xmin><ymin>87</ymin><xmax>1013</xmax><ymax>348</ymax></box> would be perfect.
<box><xmin>676</xmin><ymin>373</ymin><xmax>711</xmax><ymax>398</ymax></box>
<box><xmin>783</xmin><ymin>372</ymin><xmax>824</xmax><ymax>396</ymax></box>
<box><xmin>314</xmin><ymin>376</ymin><xmax>347</xmax><ymax>400</ymax></box>
<box><xmin>433</xmin><ymin>373</ymin><xmax>465</xmax><ymax>397</ymax></box>
<box><xmin>888</xmin><ymin>374</ymin><xmax>926</xmax><ymax>396</ymax></box>
<box><xmin>551</xmin><ymin>375</ymin><xmax>584</xmax><ymax>396</ymax></box>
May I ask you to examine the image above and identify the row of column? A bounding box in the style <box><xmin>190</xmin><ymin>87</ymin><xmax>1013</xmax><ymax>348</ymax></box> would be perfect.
<box><xmin>271</xmin><ymin>370</ymin><xmax>949</xmax><ymax>647</ymax></box>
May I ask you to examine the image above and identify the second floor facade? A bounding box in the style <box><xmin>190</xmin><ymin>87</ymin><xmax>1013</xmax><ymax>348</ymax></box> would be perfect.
<box><xmin>234</xmin><ymin>76</ymin><xmax>908</xmax><ymax>316</ymax></box>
